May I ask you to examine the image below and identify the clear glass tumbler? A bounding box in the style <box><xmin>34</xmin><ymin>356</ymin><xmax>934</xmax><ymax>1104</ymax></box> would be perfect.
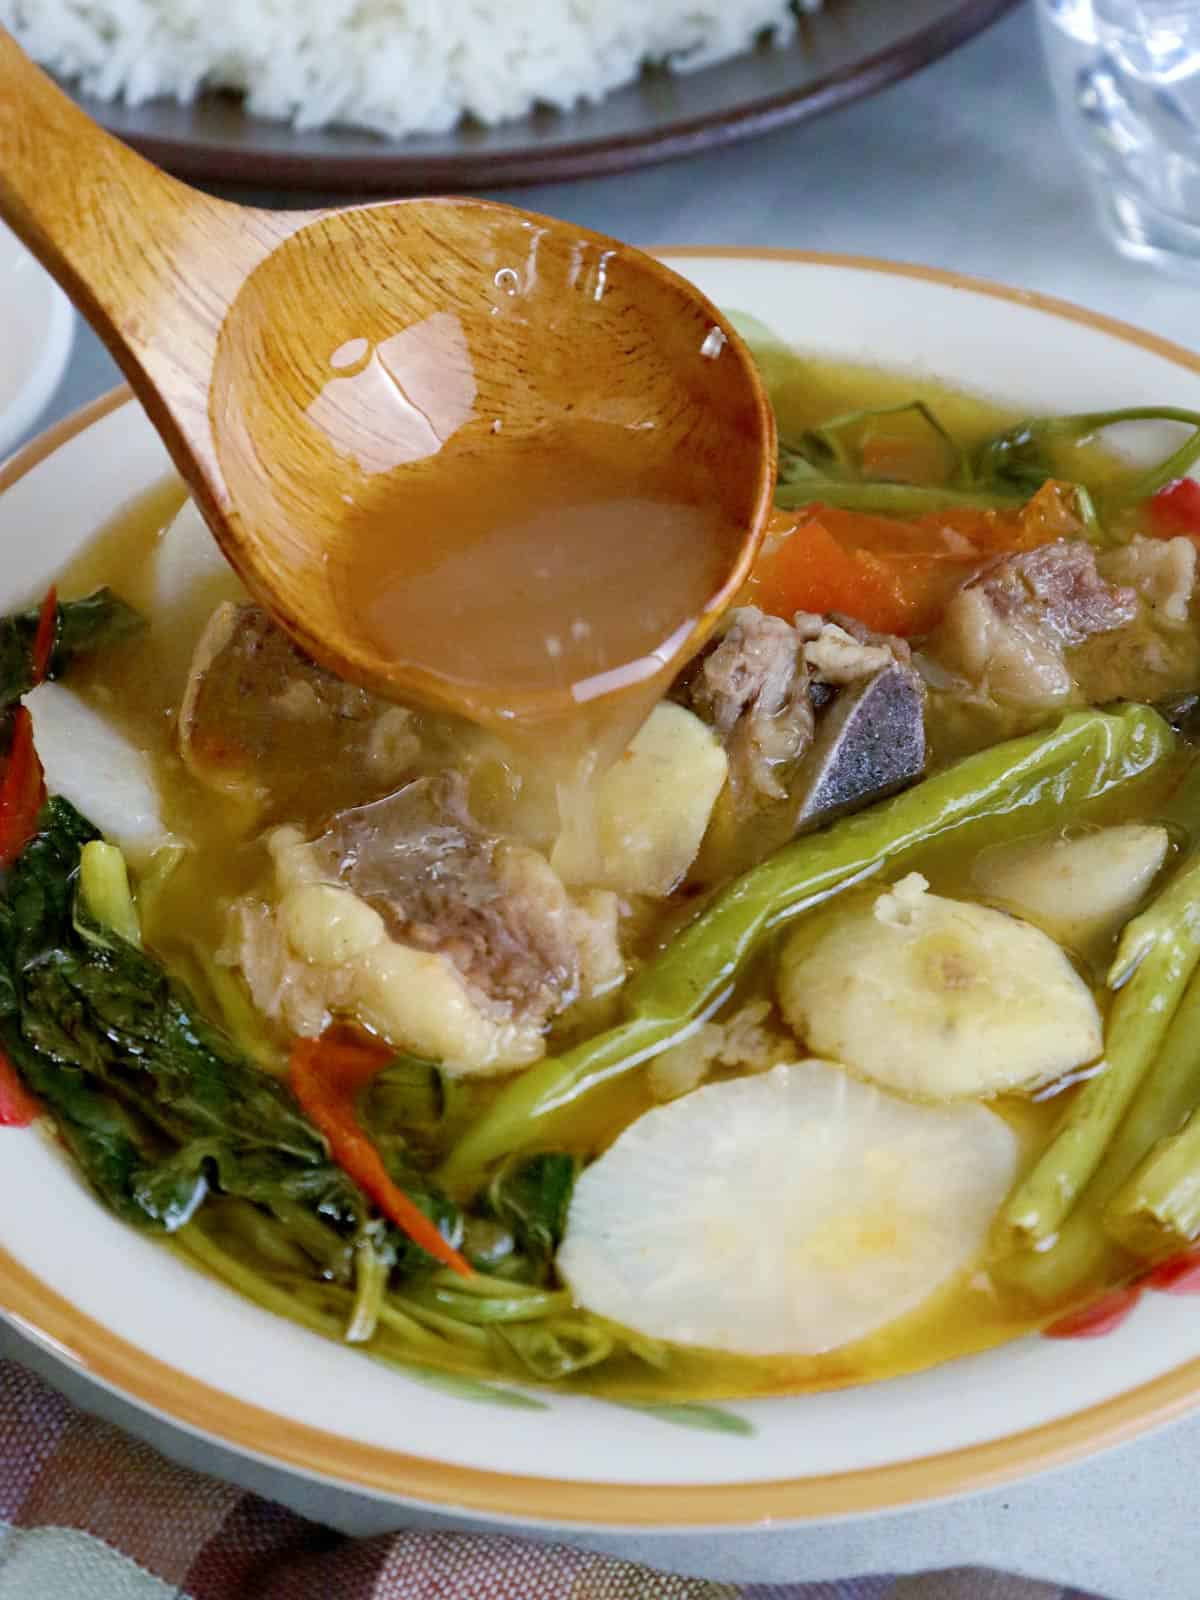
<box><xmin>1037</xmin><ymin>0</ymin><xmax>1200</xmax><ymax>276</ymax></box>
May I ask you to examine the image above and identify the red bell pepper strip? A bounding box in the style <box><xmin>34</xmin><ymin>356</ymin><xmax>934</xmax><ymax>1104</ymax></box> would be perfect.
<box><xmin>1139</xmin><ymin>1248</ymin><xmax>1200</xmax><ymax>1294</ymax></box>
<box><xmin>0</xmin><ymin>1047</ymin><xmax>38</xmax><ymax>1127</ymax></box>
<box><xmin>1148</xmin><ymin>478</ymin><xmax>1200</xmax><ymax>539</ymax></box>
<box><xmin>1043</xmin><ymin>1285</ymin><xmax>1140</xmax><ymax>1339</ymax></box>
<box><xmin>30</xmin><ymin>585</ymin><xmax>57</xmax><ymax>687</ymax></box>
<box><xmin>289</xmin><ymin>1031</ymin><xmax>471</xmax><ymax>1278</ymax></box>
<box><xmin>0</xmin><ymin>707</ymin><xmax>45</xmax><ymax>869</ymax></box>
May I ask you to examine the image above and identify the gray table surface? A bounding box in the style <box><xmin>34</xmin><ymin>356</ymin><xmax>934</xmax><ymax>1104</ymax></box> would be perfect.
<box><xmin>6</xmin><ymin>4</ymin><xmax>1200</xmax><ymax>1594</ymax></box>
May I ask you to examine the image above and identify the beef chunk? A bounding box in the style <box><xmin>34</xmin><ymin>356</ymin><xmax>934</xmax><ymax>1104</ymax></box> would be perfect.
<box><xmin>928</xmin><ymin>540</ymin><xmax>1139</xmax><ymax>711</ymax></box>
<box><xmin>685</xmin><ymin>607</ymin><xmax>815</xmax><ymax>804</ymax></box>
<box><xmin>310</xmin><ymin>773</ymin><xmax>579</xmax><ymax>1027</ymax></box>
<box><xmin>681</xmin><ymin>607</ymin><xmax>912</xmax><ymax>808</ymax></box>
<box><xmin>977</xmin><ymin>540</ymin><xmax>1137</xmax><ymax>648</ymax></box>
<box><xmin>178</xmin><ymin>603</ymin><xmax>420</xmax><ymax>811</ymax></box>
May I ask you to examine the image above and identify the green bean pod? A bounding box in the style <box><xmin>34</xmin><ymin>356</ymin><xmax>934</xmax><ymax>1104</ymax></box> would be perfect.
<box><xmin>440</xmin><ymin>705</ymin><xmax>1172</xmax><ymax>1192</ymax></box>
<box><xmin>997</xmin><ymin>786</ymin><xmax>1200</xmax><ymax>1260</ymax></box>
<box><xmin>1106</xmin><ymin>1111</ymin><xmax>1200</xmax><ymax>1260</ymax></box>
<box><xmin>774</xmin><ymin>479</ymin><xmax>1021</xmax><ymax>518</ymax></box>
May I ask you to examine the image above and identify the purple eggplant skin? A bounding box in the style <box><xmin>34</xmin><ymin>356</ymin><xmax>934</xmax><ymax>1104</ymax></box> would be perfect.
<box><xmin>792</xmin><ymin>663</ymin><xmax>926</xmax><ymax>834</ymax></box>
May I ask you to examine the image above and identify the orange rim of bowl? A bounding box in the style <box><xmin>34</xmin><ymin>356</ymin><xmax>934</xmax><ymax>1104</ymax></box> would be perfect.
<box><xmin>4</xmin><ymin>252</ymin><xmax>1200</xmax><ymax>1527</ymax></box>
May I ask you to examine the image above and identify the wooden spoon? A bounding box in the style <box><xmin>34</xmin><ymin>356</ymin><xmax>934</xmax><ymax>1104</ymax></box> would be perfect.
<box><xmin>0</xmin><ymin>30</ymin><xmax>776</xmax><ymax>732</ymax></box>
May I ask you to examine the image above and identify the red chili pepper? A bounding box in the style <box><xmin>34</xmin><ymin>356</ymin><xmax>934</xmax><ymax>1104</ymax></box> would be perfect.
<box><xmin>1139</xmin><ymin>1248</ymin><xmax>1200</xmax><ymax>1294</ymax></box>
<box><xmin>30</xmin><ymin>585</ymin><xmax>57</xmax><ymax>688</ymax></box>
<box><xmin>0</xmin><ymin>1048</ymin><xmax>38</xmax><ymax>1128</ymax></box>
<box><xmin>1043</xmin><ymin>1286</ymin><xmax>1141</xmax><ymax>1339</ymax></box>
<box><xmin>1148</xmin><ymin>478</ymin><xmax>1200</xmax><ymax>539</ymax></box>
<box><xmin>289</xmin><ymin>1030</ymin><xmax>471</xmax><ymax>1278</ymax></box>
<box><xmin>0</xmin><ymin>707</ymin><xmax>45</xmax><ymax>869</ymax></box>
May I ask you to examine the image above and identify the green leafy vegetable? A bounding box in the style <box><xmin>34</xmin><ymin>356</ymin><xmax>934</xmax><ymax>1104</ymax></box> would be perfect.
<box><xmin>346</xmin><ymin>1231</ymin><xmax>391</xmax><ymax>1343</ymax></box>
<box><xmin>0</xmin><ymin>588</ymin><xmax>143</xmax><ymax>708</ymax></box>
<box><xmin>733</xmin><ymin>311</ymin><xmax>1200</xmax><ymax>532</ymax></box>
<box><xmin>973</xmin><ymin>407</ymin><xmax>1200</xmax><ymax>509</ymax></box>
<box><xmin>375</xmin><ymin>1360</ymin><xmax>550</xmax><ymax>1411</ymax></box>
<box><xmin>0</xmin><ymin>802</ymin><xmax>665</xmax><ymax>1386</ymax></box>
<box><xmin>0</xmin><ymin>798</ymin><xmax>460</xmax><ymax>1277</ymax></box>
<box><xmin>787</xmin><ymin>398</ymin><xmax>965</xmax><ymax>479</ymax></box>
<box><xmin>495</xmin><ymin>1315</ymin><xmax>615</xmax><ymax>1380</ymax></box>
<box><xmin>486</xmin><ymin>1152</ymin><xmax>579</xmax><ymax>1272</ymax></box>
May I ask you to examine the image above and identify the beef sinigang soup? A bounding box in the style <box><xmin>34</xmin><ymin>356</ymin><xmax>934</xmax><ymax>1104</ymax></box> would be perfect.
<box><xmin>9</xmin><ymin>325</ymin><xmax>1200</xmax><ymax>1403</ymax></box>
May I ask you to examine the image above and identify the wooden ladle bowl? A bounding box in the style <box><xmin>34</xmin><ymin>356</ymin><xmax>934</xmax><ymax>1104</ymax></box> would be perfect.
<box><xmin>0</xmin><ymin>30</ymin><xmax>776</xmax><ymax>730</ymax></box>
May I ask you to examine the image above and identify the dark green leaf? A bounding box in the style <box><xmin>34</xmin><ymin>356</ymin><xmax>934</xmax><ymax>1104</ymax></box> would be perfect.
<box><xmin>0</xmin><ymin>1021</ymin><xmax>158</xmax><ymax>1227</ymax></box>
<box><xmin>486</xmin><ymin>1152</ymin><xmax>578</xmax><ymax>1270</ymax></box>
<box><xmin>0</xmin><ymin>800</ymin><xmax>459</xmax><ymax>1279</ymax></box>
<box><xmin>0</xmin><ymin>589</ymin><xmax>144</xmax><ymax>708</ymax></box>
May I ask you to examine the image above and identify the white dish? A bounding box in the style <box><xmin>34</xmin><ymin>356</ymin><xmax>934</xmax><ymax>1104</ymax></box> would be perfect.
<box><xmin>0</xmin><ymin>224</ymin><xmax>74</xmax><ymax>459</ymax></box>
<box><xmin>2</xmin><ymin>251</ymin><xmax>1200</xmax><ymax>1528</ymax></box>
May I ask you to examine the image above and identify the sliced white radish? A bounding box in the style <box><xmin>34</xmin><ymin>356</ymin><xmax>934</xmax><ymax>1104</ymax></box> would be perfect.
<box><xmin>151</xmin><ymin>497</ymin><xmax>249</xmax><ymax>694</ymax></box>
<box><xmin>551</xmin><ymin>702</ymin><xmax>727</xmax><ymax>897</ymax></box>
<box><xmin>26</xmin><ymin>681</ymin><xmax>168</xmax><ymax>863</ymax></box>
<box><xmin>558</xmin><ymin>1060</ymin><xmax>1018</xmax><ymax>1357</ymax></box>
<box><xmin>971</xmin><ymin>824</ymin><xmax>1168</xmax><ymax>952</ymax></box>
<box><xmin>777</xmin><ymin>875</ymin><xmax>1102</xmax><ymax>1099</ymax></box>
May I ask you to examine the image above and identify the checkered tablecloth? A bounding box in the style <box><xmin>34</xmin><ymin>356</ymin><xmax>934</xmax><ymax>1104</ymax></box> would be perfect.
<box><xmin>0</xmin><ymin>1358</ymin><xmax>1112</xmax><ymax>1600</ymax></box>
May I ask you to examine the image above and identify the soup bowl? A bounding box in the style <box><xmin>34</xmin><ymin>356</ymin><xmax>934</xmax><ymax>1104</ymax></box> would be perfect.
<box><xmin>3</xmin><ymin>250</ymin><xmax>1200</xmax><ymax>1527</ymax></box>
<box><xmin>0</xmin><ymin>221</ymin><xmax>74</xmax><ymax>458</ymax></box>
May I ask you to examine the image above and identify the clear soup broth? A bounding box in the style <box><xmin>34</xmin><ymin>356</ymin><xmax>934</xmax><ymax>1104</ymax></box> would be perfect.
<box><xmin>25</xmin><ymin>347</ymin><xmax>1200</xmax><ymax>1401</ymax></box>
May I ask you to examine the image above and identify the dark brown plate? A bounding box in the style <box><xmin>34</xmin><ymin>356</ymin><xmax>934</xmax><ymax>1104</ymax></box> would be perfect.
<box><xmin>72</xmin><ymin>0</ymin><xmax>1020</xmax><ymax>194</ymax></box>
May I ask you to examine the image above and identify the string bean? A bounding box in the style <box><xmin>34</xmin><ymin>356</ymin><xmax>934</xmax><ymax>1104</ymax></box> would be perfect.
<box><xmin>440</xmin><ymin>705</ymin><xmax>1172</xmax><ymax>1191</ymax></box>
<box><xmin>996</xmin><ymin>964</ymin><xmax>1200</xmax><ymax>1301</ymax></box>
<box><xmin>1107</xmin><ymin>1108</ymin><xmax>1200</xmax><ymax>1260</ymax></box>
<box><xmin>997</xmin><ymin>818</ymin><xmax>1200</xmax><ymax>1257</ymax></box>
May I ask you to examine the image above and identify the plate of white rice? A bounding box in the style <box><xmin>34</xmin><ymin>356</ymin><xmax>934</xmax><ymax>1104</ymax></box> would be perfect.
<box><xmin>1</xmin><ymin>0</ymin><xmax>1019</xmax><ymax>190</ymax></box>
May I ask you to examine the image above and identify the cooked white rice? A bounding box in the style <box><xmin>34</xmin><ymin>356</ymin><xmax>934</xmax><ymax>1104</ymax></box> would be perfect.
<box><xmin>1</xmin><ymin>0</ymin><xmax>823</xmax><ymax>139</ymax></box>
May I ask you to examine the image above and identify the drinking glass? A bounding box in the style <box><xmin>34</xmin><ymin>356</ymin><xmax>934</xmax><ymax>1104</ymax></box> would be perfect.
<box><xmin>1037</xmin><ymin>0</ymin><xmax>1200</xmax><ymax>276</ymax></box>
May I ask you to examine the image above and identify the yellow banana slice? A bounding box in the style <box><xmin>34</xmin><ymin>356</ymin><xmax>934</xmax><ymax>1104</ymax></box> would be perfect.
<box><xmin>971</xmin><ymin>824</ymin><xmax>1168</xmax><ymax>954</ymax></box>
<box><xmin>777</xmin><ymin>875</ymin><xmax>1102</xmax><ymax>1098</ymax></box>
<box><xmin>551</xmin><ymin>701</ymin><xmax>727</xmax><ymax>896</ymax></box>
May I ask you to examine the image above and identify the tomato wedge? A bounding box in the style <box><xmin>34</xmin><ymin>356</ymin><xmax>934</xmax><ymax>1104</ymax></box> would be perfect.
<box><xmin>1149</xmin><ymin>477</ymin><xmax>1200</xmax><ymax>539</ymax></box>
<box><xmin>747</xmin><ymin>486</ymin><xmax>1084</xmax><ymax>638</ymax></box>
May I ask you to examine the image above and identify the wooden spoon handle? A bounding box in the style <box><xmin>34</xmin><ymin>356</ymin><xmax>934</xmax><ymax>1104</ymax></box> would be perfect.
<box><xmin>0</xmin><ymin>28</ymin><xmax>294</xmax><ymax>475</ymax></box>
<box><xmin>0</xmin><ymin>31</ymin><xmax>215</xmax><ymax>355</ymax></box>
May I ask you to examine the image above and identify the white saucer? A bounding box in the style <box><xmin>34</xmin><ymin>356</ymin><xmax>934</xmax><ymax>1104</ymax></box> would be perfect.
<box><xmin>0</xmin><ymin>224</ymin><xmax>75</xmax><ymax>459</ymax></box>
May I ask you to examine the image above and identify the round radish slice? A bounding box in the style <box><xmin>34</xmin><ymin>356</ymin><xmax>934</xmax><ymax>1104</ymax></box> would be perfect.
<box><xmin>557</xmin><ymin>1060</ymin><xmax>1018</xmax><ymax>1357</ymax></box>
